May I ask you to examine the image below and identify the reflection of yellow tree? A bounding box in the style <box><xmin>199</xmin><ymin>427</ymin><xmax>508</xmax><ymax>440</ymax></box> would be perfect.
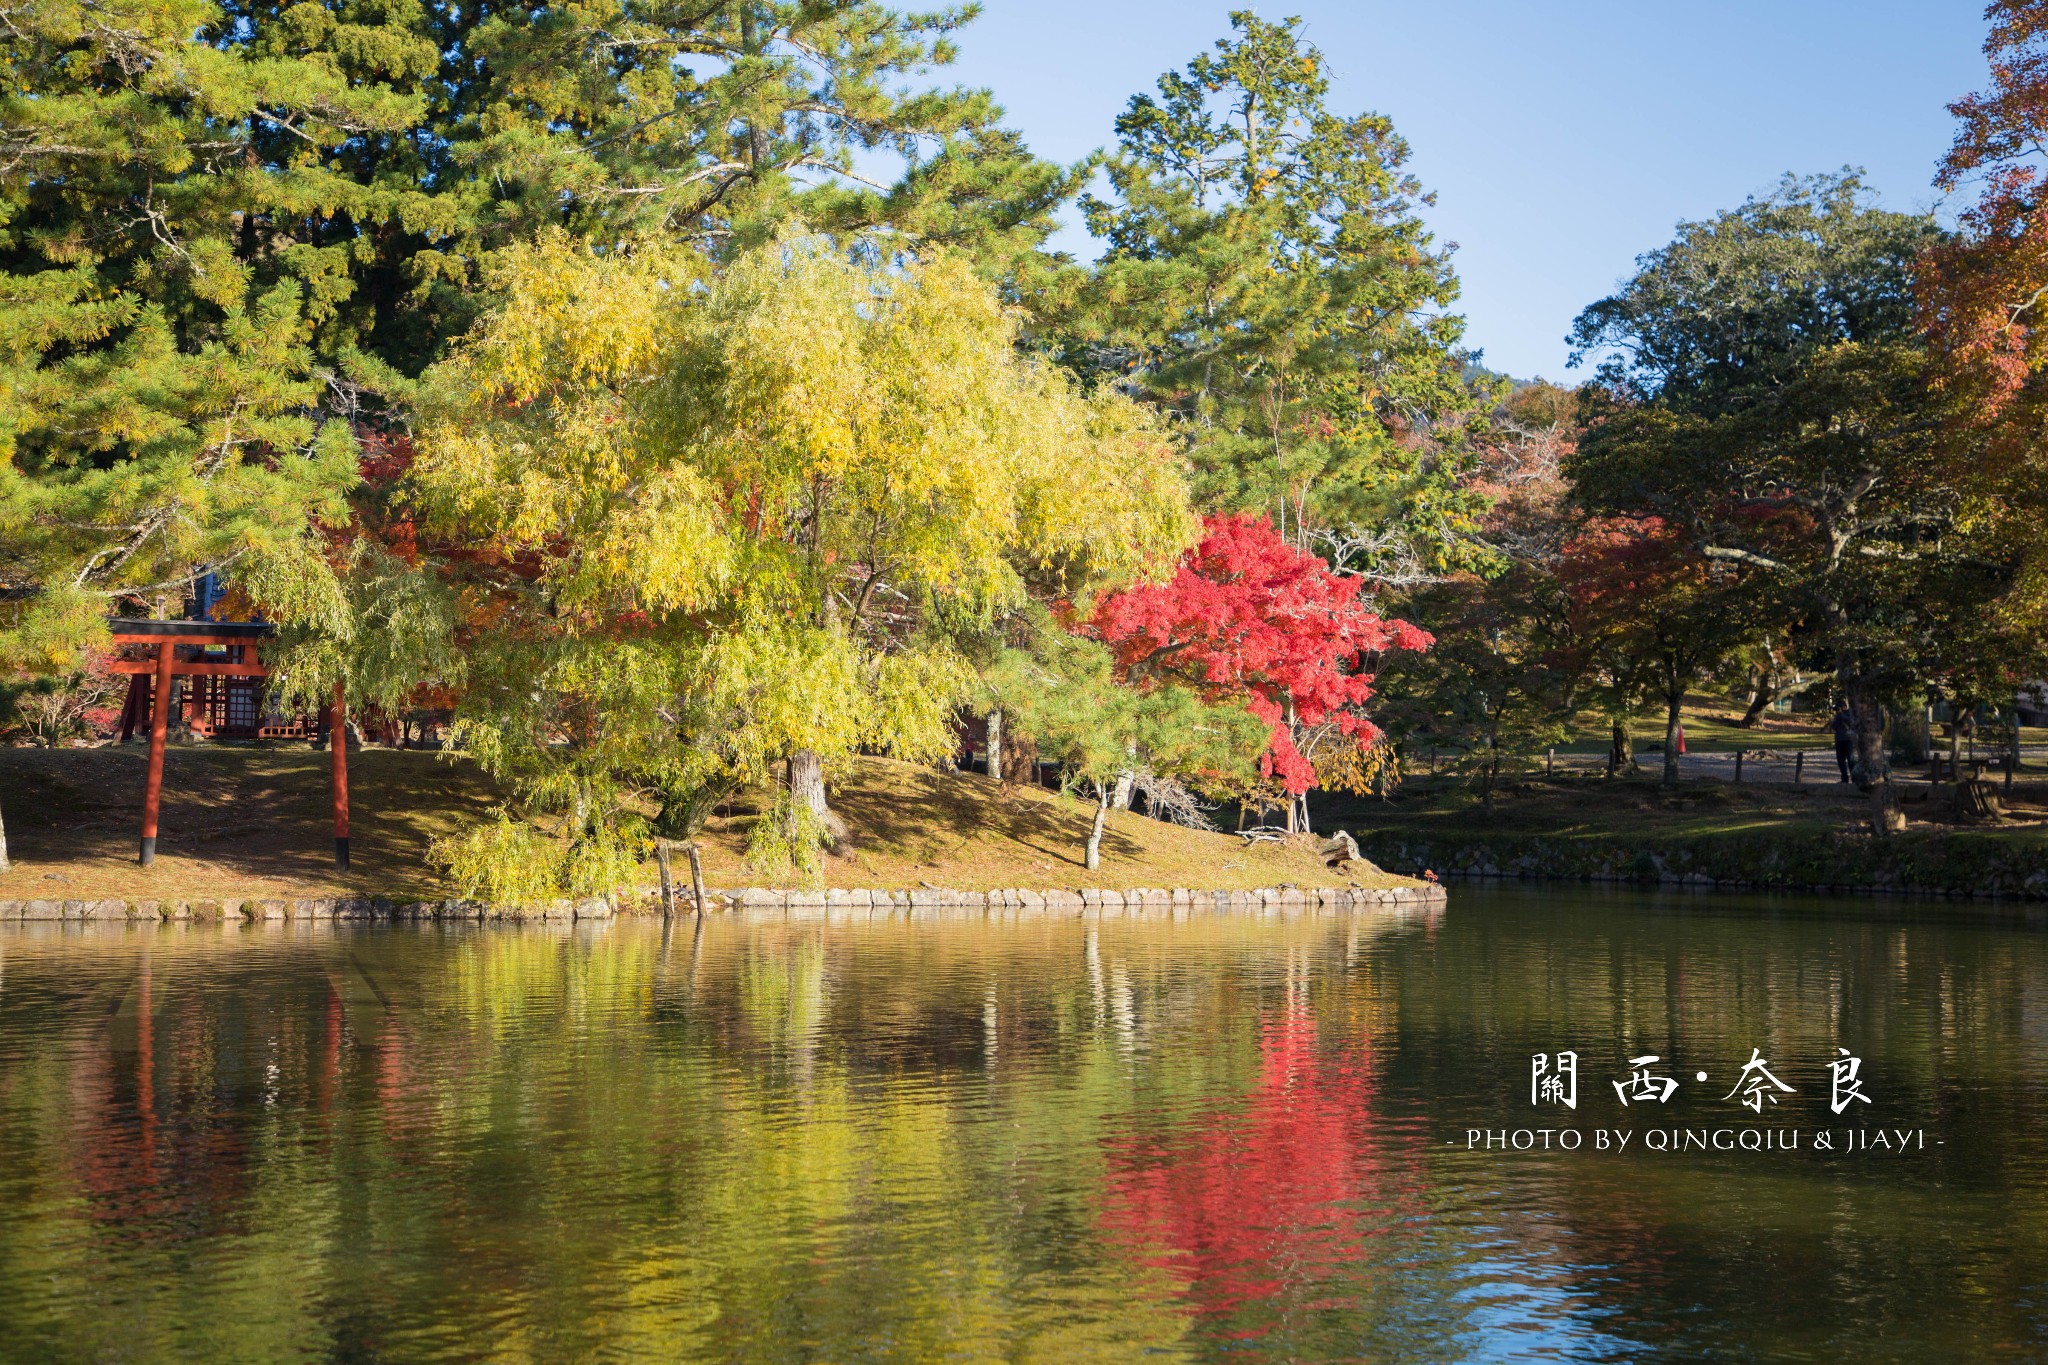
<box><xmin>0</xmin><ymin>917</ymin><xmax>1412</xmax><ymax>1359</ymax></box>
<box><xmin>4</xmin><ymin>907</ymin><xmax>2040</xmax><ymax>1359</ymax></box>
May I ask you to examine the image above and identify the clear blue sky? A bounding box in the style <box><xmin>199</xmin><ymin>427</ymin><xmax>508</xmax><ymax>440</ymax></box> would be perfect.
<box><xmin>939</xmin><ymin>1</ymin><xmax>1992</xmax><ymax>381</ymax></box>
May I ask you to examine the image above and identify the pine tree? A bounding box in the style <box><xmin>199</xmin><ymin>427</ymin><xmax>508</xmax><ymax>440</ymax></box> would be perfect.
<box><xmin>1076</xmin><ymin>11</ymin><xmax>1490</xmax><ymax>558</ymax></box>
<box><xmin>0</xmin><ymin>0</ymin><xmax>1073</xmax><ymax>865</ymax></box>
<box><xmin>0</xmin><ymin>0</ymin><xmax>428</xmax><ymax>644</ymax></box>
<box><xmin>0</xmin><ymin>0</ymin><xmax>1072</xmax><ymax>641</ymax></box>
<box><xmin>989</xmin><ymin>633</ymin><xmax>1262</xmax><ymax>870</ymax></box>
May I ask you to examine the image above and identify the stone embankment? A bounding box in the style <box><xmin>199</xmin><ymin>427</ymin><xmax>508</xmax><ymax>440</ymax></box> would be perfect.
<box><xmin>1361</xmin><ymin>829</ymin><xmax>2048</xmax><ymax>902</ymax></box>
<box><xmin>0</xmin><ymin>883</ymin><xmax>1445</xmax><ymax>924</ymax></box>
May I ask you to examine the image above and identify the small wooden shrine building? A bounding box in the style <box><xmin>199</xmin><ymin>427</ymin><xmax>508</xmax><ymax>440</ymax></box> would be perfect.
<box><xmin>107</xmin><ymin>619</ymin><xmax>352</xmax><ymax>869</ymax></box>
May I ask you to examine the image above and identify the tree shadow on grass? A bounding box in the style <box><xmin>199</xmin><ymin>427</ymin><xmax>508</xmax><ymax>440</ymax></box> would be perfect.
<box><xmin>828</xmin><ymin>765</ymin><xmax>1147</xmax><ymax>871</ymax></box>
<box><xmin>1</xmin><ymin>745</ymin><xmax>500</xmax><ymax>894</ymax></box>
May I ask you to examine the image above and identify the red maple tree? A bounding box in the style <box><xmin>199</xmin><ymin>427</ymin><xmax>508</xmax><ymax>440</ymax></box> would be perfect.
<box><xmin>1555</xmin><ymin>516</ymin><xmax>1699</xmax><ymax>611</ymax></box>
<box><xmin>1085</xmin><ymin>515</ymin><xmax>1431</xmax><ymax>796</ymax></box>
<box><xmin>1927</xmin><ymin>0</ymin><xmax>2048</xmax><ymax>416</ymax></box>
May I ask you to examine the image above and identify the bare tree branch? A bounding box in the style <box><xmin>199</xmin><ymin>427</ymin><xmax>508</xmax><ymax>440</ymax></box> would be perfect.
<box><xmin>1703</xmin><ymin>545</ymin><xmax>1792</xmax><ymax>572</ymax></box>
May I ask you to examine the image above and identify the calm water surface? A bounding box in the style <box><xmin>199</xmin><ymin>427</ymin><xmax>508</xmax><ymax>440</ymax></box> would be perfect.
<box><xmin>0</xmin><ymin>888</ymin><xmax>2044</xmax><ymax>1362</ymax></box>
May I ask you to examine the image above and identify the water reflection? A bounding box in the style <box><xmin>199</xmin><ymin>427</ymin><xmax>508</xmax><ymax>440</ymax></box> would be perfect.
<box><xmin>0</xmin><ymin>892</ymin><xmax>2041</xmax><ymax>1362</ymax></box>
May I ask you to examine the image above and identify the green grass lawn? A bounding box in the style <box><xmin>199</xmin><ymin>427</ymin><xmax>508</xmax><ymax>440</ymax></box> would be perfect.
<box><xmin>1519</xmin><ymin>698</ymin><xmax>2047</xmax><ymax>758</ymax></box>
<box><xmin>1313</xmin><ymin>765</ymin><xmax>2048</xmax><ymax>898</ymax></box>
<box><xmin>1318</xmin><ymin>767</ymin><xmax>2048</xmax><ymax>853</ymax></box>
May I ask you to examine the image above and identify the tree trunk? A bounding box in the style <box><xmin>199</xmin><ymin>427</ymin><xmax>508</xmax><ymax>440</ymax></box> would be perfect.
<box><xmin>0</xmin><ymin>795</ymin><xmax>9</xmax><ymax>875</ymax></box>
<box><xmin>739</xmin><ymin>7</ymin><xmax>772</xmax><ymax>168</ymax></box>
<box><xmin>1843</xmin><ymin>672</ymin><xmax>1900</xmax><ymax>834</ymax></box>
<box><xmin>985</xmin><ymin>709</ymin><xmax>1003</xmax><ymax>784</ymax></box>
<box><xmin>655</xmin><ymin>840</ymin><xmax>675</xmax><ymax>916</ymax></box>
<box><xmin>787</xmin><ymin>749</ymin><xmax>839</xmax><ymax>846</ymax></box>
<box><xmin>1001</xmin><ymin>735</ymin><xmax>1038</xmax><ymax>786</ymax></box>
<box><xmin>1662</xmin><ymin>692</ymin><xmax>1684</xmax><ymax>787</ymax></box>
<box><xmin>1607</xmin><ymin>718</ymin><xmax>1632</xmax><ymax>777</ymax></box>
<box><xmin>1853</xmin><ymin>693</ymin><xmax>1888</xmax><ymax>789</ymax></box>
<box><xmin>1085</xmin><ymin>785</ymin><xmax>1110</xmax><ymax>871</ymax></box>
<box><xmin>687</xmin><ymin>841</ymin><xmax>708</xmax><ymax>917</ymax></box>
<box><xmin>1738</xmin><ymin>669</ymin><xmax>1775</xmax><ymax>728</ymax></box>
<box><xmin>1956</xmin><ymin>778</ymin><xmax>2004</xmax><ymax>822</ymax></box>
<box><xmin>1111</xmin><ymin>763</ymin><xmax>1135</xmax><ymax>811</ymax></box>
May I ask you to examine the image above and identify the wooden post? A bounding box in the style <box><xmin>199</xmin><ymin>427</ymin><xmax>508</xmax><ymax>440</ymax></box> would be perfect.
<box><xmin>330</xmin><ymin>682</ymin><xmax>350</xmax><ymax>870</ymax></box>
<box><xmin>686</xmin><ymin>841</ymin><xmax>708</xmax><ymax>917</ymax></box>
<box><xmin>118</xmin><ymin>674</ymin><xmax>147</xmax><ymax>744</ymax></box>
<box><xmin>655</xmin><ymin>840</ymin><xmax>675</xmax><ymax>916</ymax></box>
<box><xmin>1794</xmin><ymin>751</ymin><xmax>1804</xmax><ymax>785</ymax></box>
<box><xmin>139</xmin><ymin>640</ymin><xmax>173</xmax><ymax>865</ymax></box>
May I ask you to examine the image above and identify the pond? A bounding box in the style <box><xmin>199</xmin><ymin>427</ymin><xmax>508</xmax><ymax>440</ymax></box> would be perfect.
<box><xmin>0</xmin><ymin>889</ymin><xmax>2043</xmax><ymax>1362</ymax></box>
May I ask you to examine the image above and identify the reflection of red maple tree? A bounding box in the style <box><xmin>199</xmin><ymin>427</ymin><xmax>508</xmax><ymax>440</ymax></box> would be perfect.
<box><xmin>1097</xmin><ymin>1004</ymin><xmax>1429</xmax><ymax>1328</ymax></box>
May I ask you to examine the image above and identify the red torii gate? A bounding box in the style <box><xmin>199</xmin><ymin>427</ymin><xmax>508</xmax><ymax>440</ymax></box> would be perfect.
<box><xmin>108</xmin><ymin>619</ymin><xmax>352</xmax><ymax>870</ymax></box>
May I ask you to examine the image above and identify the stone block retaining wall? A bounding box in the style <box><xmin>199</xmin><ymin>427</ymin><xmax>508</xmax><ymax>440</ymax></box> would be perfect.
<box><xmin>0</xmin><ymin>883</ymin><xmax>1444</xmax><ymax>925</ymax></box>
<box><xmin>1360</xmin><ymin>827</ymin><xmax>2048</xmax><ymax>903</ymax></box>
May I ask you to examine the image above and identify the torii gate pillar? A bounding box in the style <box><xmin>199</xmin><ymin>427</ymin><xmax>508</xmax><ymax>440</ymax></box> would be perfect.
<box><xmin>330</xmin><ymin>683</ymin><xmax>350</xmax><ymax>871</ymax></box>
<box><xmin>139</xmin><ymin>640</ymin><xmax>174</xmax><ymax>866</ymax></box>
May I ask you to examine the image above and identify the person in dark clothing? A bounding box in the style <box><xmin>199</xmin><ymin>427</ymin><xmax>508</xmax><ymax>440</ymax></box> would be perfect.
<box><xmin>1830</xmin><ymin>702</ymin><xmax>1858</xmax><ymax>783</ymax></box>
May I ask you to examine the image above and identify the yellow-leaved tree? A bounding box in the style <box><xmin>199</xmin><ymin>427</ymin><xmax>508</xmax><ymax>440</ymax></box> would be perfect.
<box><xmin>414</xmin><ymin>231</ymin><xmax>1193</xmax><ymax>896</ymax></box>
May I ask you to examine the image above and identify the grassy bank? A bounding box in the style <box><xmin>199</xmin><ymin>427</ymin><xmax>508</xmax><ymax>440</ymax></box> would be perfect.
<box><xmin>0</xmin><ymin>746</ymin><xmax>1409</xmax><ymax>900</ymax></box>
<box><xmin>1519</xmin><ymin>699</ymin><xmax>2048</xmax><ymax>759</ymax></box>
<box><xmin>1322</xmin><ymin>773</ymin><xmax>2048</xmax><ymax>899</ymax></box>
